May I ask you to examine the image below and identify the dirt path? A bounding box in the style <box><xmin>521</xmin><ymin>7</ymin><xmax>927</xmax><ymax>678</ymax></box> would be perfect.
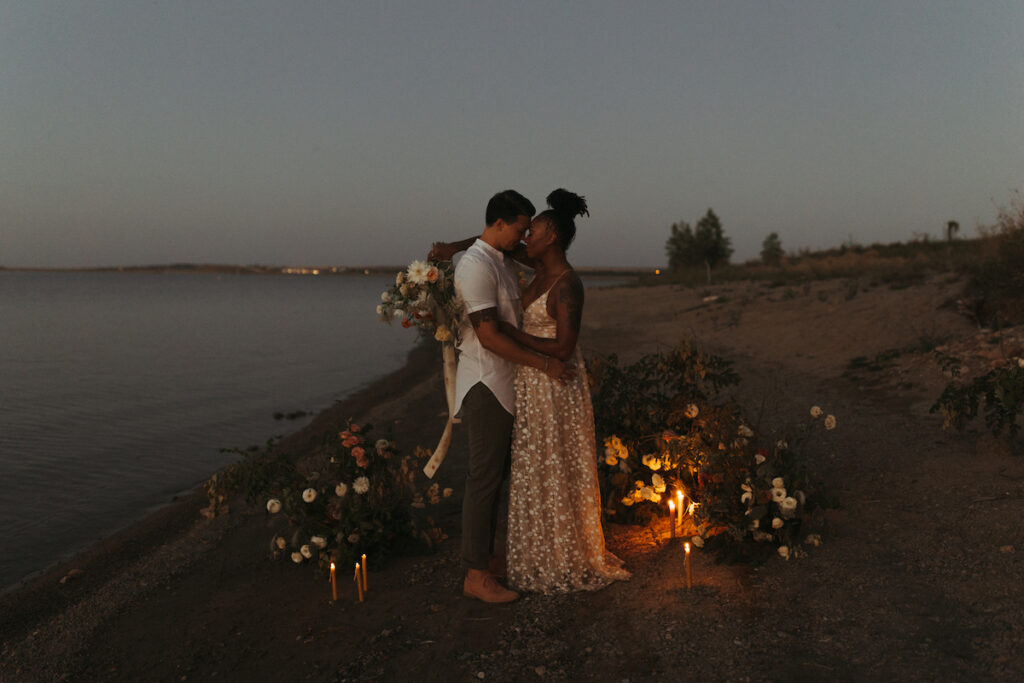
<box><xmin>3</xmin><ymin>276</ymin><xmax>1022</xmax><ymax>682</ymax></box>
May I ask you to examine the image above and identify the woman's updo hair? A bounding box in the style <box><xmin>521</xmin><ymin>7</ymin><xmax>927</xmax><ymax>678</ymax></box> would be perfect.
<box><xmin>538</xmin><ymin>188</ymin><xmax>588</xmax><ymax>251</ymax></box>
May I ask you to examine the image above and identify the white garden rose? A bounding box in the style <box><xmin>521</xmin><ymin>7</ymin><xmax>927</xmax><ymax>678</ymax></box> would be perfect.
<box><xmin>311</xmin><ymin>535</ymin><xmax>327</xmax><ymax>549</ymax></box>
<box><xmin>353</xmin><ymin>476</ymin><xmax>370</xmax><ymax>495</ymax></box>
<box><xmin>335</xmin><ymin>482</ymin><xmax>348</xmax><ymax>497</ymax></box>
<box><xmin>777</xmin><ymin>545</ymin><xmax>790</xmax><ymax>559</ymax></box>
<box><xmin>443</xmin><ymin>487</ymin><xmax>454</xmax><ymax>498</ymax></box>
<box><xmin>621</xmin><ymin>496</ymin><xmax>635</xmax><ymax>506</ymax></box>
<box><xmin>302</xmin><ymin>488</ymin><xmax>317</xmax><ymax>503</ymax></box>
<box><xmin>750</xmin><ymin>518</ymin><xmax>760</xmax><ymax>529</ymax></box>
<box><xmin>771</xmin><ymin>487</ymin><xmax>787</xmax><ymax>503</ymax></box>
<box><xmin>771</xmin><ymin>477</ymin><xmax>785</xmax><ymax>489</ymax></box>
<box><xmin>781</xmin><ymin>497</ymin><xmax>798</xmax><ymax>516</ymax></box>
<box><xmin>805</xmin><ymin>533</ymin><xmax>822</xmax><ymax>547</ymax></box>
<box><xmin>1019</xmin><ymin>357</ymin><xmax>1024</xmax><ymax>368</ymax></box>
<box><xmin>754</xmin><ymin>453</ymin><xmax>766</xmax><ymax>465</ymax></box>
<box><xmin>651</xmin><ymin>473</ymin><xmax>666</xmax><ymax>493</ymax></box>
<box><xmin>640</xmin><ymin>486</ymin><xmax>655</xmax><ymax>501</ymax></box>
<box><xmin>291</xmin><ymin>552</ymin><xmax>303</xmax><ymax>563</ymax></box>
<box><xmin>775</xmin><ymin>440</ymin><xmax>788</xmax><ymax>450</ymax></box>
<box><xmin>685</xmin><ymin>404</ymin><xmax>699</xmax><ymax>419</ymax></box>
<box><xmin>381</xmin><ymin>291</ymin><xmax>391</xmax><ymax>302</ymax></box>
<box><xmin>347</xmin><ymin>532</ymin><xmax>360</xmax><ymax>544</ymax></box>
<box><xmin>376</xmin><ymin>304</ymin><xmax>384</xmax><ymax>316</ymax></box>
<box><xmin>266</xmin><ymin>498</ymin><xmax>282</xmax><ymax>514</ymax></box>
<box><xmin>738</xmin><ymin>424</ymin><xmax>754</xmax><ymax>437</ymax></box>
<box><xmin>605</xmin><ymin>455</ymin><xmax>618</xmax><ymax>466</ymax></box>
<box><xmin>375</xmin><ymin>439</ymin><xmax>391</xmax><ymax>452</ymax></box>
<box><xmin>772</xmin><ymin>517</ymin><xmax>784</xmax><ymax>529</ymax></box>
<box><xmin>810</xmin><ymin>405</ymin><xmax>823</xmax><ymax>418</ymax></box>
<box><xmin>740</xmin><ymin>491</ymin><xmax>752</xmax><ymax>504</ymax></box>
<box><xmin>753</xmin><ymin>531</ymin><xmax>772</xmax><ymax>542</ymax></box>
<box><xmin>691</xmin><ymin>535</ymin><xmax>704</xmax><ymax>548</ymax></box>
<box><xmin>274</xmin><ymin>536</ymin><xmax>287</xmax><ymax>550</ymax></box>
<box><xmin>300</xmin><ymin>544</ymin><xmax>312</xmax><ymax>559</ymax></box>
<box><xmin>824</xmin><ymin>414</ymin><xmax>837</xmax><ymax>430</ymax></box>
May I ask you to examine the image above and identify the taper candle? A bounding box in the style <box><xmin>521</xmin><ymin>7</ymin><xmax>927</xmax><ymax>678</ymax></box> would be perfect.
<box><xmin>330</xmin><ymin>562</ymin><xmax>337</xmax><ymax>601</ymax></box>
<box><xmin>684</xmin><ymin>542</ymin><xmax>692</xmax><ymax>590</ymax></box>
<box><xmin>355</xmin><ymin>562</ymin><xmax>364</xmax><ymax>602</ymax></box>
<box><xmin>668</xmin><ymin>500</ymin><xmax>676</xmax><ymax>538</ymax></box>
<box><xmin>676</xmin><ymin>491</ymin><xmax>684</xmax><ymax>525</ymax></box>
<box><xmin>361</xmin><ymin>553</ymin><xmax>368</xmax><ymax>592</ymax></box>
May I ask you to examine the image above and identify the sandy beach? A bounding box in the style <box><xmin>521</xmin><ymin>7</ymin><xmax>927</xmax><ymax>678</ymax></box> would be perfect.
<box><xmin>3</xmin><ymin>275</ymin><xmax>1023</xmax><ymax>682</ymax></box>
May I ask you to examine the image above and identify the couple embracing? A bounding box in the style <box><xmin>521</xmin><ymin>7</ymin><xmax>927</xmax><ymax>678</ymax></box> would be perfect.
<box><xmin>429</xmin><ymin>189</ymin><xmax>630</xmax><ymax>603</ymax></box>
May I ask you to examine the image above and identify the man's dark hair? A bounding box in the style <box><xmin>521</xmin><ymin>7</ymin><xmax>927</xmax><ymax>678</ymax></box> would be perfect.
<box><xmin>485</xmin><ymin>190</ymin><xmax>536</xmax><ymax>226</ymax></box>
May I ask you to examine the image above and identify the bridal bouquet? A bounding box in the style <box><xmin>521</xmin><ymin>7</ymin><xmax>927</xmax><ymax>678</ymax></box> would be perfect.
<box><xmin>377</xmin><ymin>260</ymin><xmax>462</xmax><ymax>344</ymax></box>
<box><xmin>378</xmin><ymin>260</ymin><xmax>464</xmax><ymax>478</ymax></box>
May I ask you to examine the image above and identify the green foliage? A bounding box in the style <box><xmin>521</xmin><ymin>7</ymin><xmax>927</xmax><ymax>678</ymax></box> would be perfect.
<box><xmin>665</xmin><ymin>209</ymin><xmax>733</xmax><ymax>271</ymax></box>
<box><xmin>931</xmin><ymin>357</ymin><xmax>1024</xmax><ymax>439</ymax></box>
<box><xmin>760</xmin><ymin>232</ymin><xmax>784</xmax><ymax>266</ymax></box>
<box><xmin>588</xmin><ymin>340</ymin><xmax>833</xmax><ymax>559</ymax></box>
<box><xmin>211</xmin><ymin>422</ymin><xmax>448</xmax><ymax>572</ymax></box>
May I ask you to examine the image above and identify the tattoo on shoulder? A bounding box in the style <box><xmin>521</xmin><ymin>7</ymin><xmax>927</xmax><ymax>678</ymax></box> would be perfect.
<box><xmin>558</xmin><ymin>276</ymin><xmax>584</xmax><ymax>331</ymax></box>
<box><xmin>469</xmin><ymin>308</ymin><xmax>498</xmax><ymax>328</ymax></box>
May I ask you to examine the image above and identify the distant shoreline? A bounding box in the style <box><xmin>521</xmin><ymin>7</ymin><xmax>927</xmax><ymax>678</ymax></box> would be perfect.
<box><xmin>0</xmin><ymin>264</ymin><xmax>656</xmax><ymax>277</ymax></box>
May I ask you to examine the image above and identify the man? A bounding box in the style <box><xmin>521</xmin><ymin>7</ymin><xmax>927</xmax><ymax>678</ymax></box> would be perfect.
<box><xmin>435</xmin><ymin>190</ymin><xmax>571</xmax><ymax>603</ymax></box>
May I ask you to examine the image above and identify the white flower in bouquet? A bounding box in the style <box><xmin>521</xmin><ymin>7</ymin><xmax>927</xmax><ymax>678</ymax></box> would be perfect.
<box><xmin>640</xmin><ymin>486</ymin><xmax>655</xmax><ymax>501</ymax></box>
<box><xmin>406</xmin><ymin>260</ymin><xmax>430</xmax><ymax>285</ymax></box>
<box><xmin>347</xmin><ymin>532</ymin><xmax>360</xmax><ymax>544</ymax></box>
<box><xmin>266</xmin><ymin>498</ymin><xmax>282</xmax><ymax>514</ymax></box>
<box><xmin>300</xmin><ymin>544</ymin><xmax>313</xmax><ymax>559</ymax></box>
<box><xmin>771</xmin><ymin>477</ymin><xmax>785</xmax><ymax>489</ymax></box>
<box><xmin>376</xmin><ymin>304</ymin><xmax>385</xmax><ymax>316</ymax></box>
<box><xmin>311</xmin><ymin>535</ymin><xmax>327</xmax><ymax>549</ymax></box>
<box><xmin>738</xmin><ymin>424</ymin><xmax>754</xmax><ymax>437</ymax></box>
<box><xmin>651</xmin><ymin>473</ymin><xmax>666</xmax><ymax>493</ymax></box>
<box><xmin>302</xmin><ymin>488</ymin><xmax>317</xmax><ymax>503</ymax></box>
<box><xmin>810</xmin><ymin>405</ymin><xmax>822</xmax><ymax>418</ymax></box>
<box><xmin>291</xmin><ymin>552</ymin><xmax>303</xmax><ymax>563</ymax></box>
<box><xmin>335</xmin><ymin>482</ymin><xmax>348</xmax><ymax>497</ymax></box>
<box><xmin>740</xmin><ymin>491</ymin><xmax>752</xmax><ymax>504</ymax></box>
<box><xmin>805</xmin><ymin>533</ymin><xmax>822</xmax><ymax>547</ymax></box>
<box><xmin>684</xmin><ymin>404</ymin><xmax>699</xmax><ymax>419</ymax></box>
<box><xmin>274</xmin><ymin>536</ymin><xmax>287</xmax><ymax>550</ymax></box>
<box><xmin>754</xmin><ymin>453</ymin><xmax>766</xmax><ymax>465</ymax></box>
<box><xmin>824</xmin><ymin>414</ymin><xmax>837</xmax><ymax>430</ymax></box>
<box><xmin>443</xmin><ymin>487</ymin><xmax>454</xmax><ymax>498</ymax></box>
<box><xmin>775</xmin><ymin>439</ymin><xmax>788</xmax><ymax>450</ymax></box>
<box><xmin>781</xmin><ymin>497</ymin><xmax>798</xmax><ymax>516</ymax></box>
<box><xmin>605</xmin><ymin>454</ymin><xmax>618</xmax><ymax>466</ymax></box>
<box><xmin>434</xmin><ymin>325</ymin><xmax>452</xmax><ymax>342</ymax></box>
<box><xmin>691</xmin><ymin>535</ymin><xmax>704</xmax><ymax>548</ymax></box>
<box><xmin>621</xmin><ymin>496</ymin><xmax>635</xmax><ymax>506</ymax></box>
<box><xmin>753</xmin><ymin>531</ymin><xmax>772</xmax><ymax>542</ymax></box>
<box><xmin>771</xmin><ymin>487</ymin><xmax>787</xmax><ymax>503</ymax></box>
<box><xmin>381</xmin><ymin>291</ymin><xmax>392</xmax><ymax>303</ymax></box>
<box><xmin>375</xmin><ymin>439</ymin><xmax>391</xmax><ymax>454</ymax></box>
<box><xmin>777</xmin><ymin>545</ymin><xmax>790</xmax><ymax>559</ymax></box>
<box><xmin>772</xmin><ymin>517</ymin><xmax>784</xmax><ymax>529</ymax></box>
<box><xmin>1018</xmin><ymin>357</ymin><xmax>1024</xmax><ymax>368</ymax></box>
<box><xmin>353</xmin><ymin>476</ymin><xmax>370</xmax><ymax>495</ymax></box>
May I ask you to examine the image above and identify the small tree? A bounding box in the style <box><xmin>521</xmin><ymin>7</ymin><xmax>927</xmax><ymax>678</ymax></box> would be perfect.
<box><xmin>760</xmin><ymin>232</ymin><xmax>783</xmax><ymax>266</ymax></box>
<box><xmin>946</xmin><ymin>220</ymin><xmax>960</xmax><ymax>242</ymax></box>
<box><xmin>665</xmin><ymin>221</ymin><xmax>695</xmax><ymax>271</ymax></box>
<box><xmin>693</xmin><ymin>209</ymin><xmax>732</xmax><ymax>269</ymax></box>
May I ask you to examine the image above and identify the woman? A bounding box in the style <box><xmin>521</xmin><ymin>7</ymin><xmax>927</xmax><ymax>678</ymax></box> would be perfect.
<box><xmin>499</xmin><ymin>189</ymin><xmax>629</xmax><ymax>593</ymax></box>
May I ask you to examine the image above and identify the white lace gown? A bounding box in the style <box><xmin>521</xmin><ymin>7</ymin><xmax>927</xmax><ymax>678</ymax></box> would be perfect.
<box><xmin>506</xmin><ymin>286</ymin><xmax>630</xmax><ymax>593</ymax></box>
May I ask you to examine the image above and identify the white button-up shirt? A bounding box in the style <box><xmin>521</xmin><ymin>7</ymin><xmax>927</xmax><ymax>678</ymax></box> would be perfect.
<box><xmin>453</xmin><ymin>239</ymin><xmax>523</xmax><ymax>416</ymax></box>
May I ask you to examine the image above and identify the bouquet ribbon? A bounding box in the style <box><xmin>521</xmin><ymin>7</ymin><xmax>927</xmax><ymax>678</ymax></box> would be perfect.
<box><xmin>423</xmin><ymin>342</ymin><xmax>460</xmax><ymax>478</ymax></box>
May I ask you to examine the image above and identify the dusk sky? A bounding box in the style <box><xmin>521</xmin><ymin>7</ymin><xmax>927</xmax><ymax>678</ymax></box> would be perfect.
<box><xmin>2</xmin><ymin>1</ymin><xmax>1022</xmax><ymax>268</ymax></box>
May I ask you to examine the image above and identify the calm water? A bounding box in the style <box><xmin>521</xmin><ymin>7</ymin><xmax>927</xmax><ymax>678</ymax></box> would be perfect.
<box><xmin>0</xmin><ymin>271</ymin><xmax>415</xmax><ymax>591</ymax></box>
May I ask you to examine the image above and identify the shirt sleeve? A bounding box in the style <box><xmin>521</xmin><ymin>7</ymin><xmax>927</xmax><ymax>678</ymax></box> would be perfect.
<box><xmin>455</xmin><ymin>255</ymin><xmax>498</xmax><ymax>314</ymax></box>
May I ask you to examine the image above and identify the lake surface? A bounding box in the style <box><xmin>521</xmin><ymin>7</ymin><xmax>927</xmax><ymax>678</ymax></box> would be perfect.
<box><xmin>0</xmin><ymin>271</ymin><xmax>416</xmax><ymax>591</ymax></box>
